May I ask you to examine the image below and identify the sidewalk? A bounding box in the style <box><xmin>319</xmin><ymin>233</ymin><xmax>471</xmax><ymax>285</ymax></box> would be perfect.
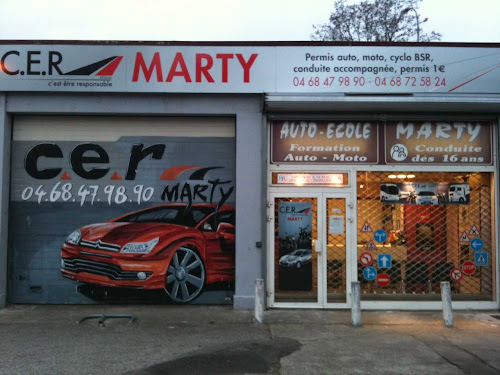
<box><xmin>0</xmin><ymin>305</ymin><xmax>499</xmax><ymax>374</ymax></box>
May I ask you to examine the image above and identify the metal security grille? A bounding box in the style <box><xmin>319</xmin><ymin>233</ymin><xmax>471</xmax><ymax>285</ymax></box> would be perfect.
<box><xmin>357</xmin><ymin>172</ymin><xmax>494</xmax><ymax>301</ymax></box>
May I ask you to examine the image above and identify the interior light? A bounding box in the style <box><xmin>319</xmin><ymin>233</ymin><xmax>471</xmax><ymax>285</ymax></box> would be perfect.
<box><xmin>294</xmin><ymin>174</ymin><xmax>305</xmax><ymax>186</ymax></box>
<box><xmin>407</xmin><ymin>174</ymin><xmax>415</xmax><ymax>179</ymax></box>
<box><xmin>388</xmin><ymin>174</ymin><xmax>397</xmax><ymax>179</ymax></box>
<box><xmin>397</xmin><ymin>174</ymin><xmax>406</xmax><ymax>179</ymax></box>
<box><xmin>359</xmin><ymin>184</ymin><xmax>364</xmax><ymax>189</ymax></box>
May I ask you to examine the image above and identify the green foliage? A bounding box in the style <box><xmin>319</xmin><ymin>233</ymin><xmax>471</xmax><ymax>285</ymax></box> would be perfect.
<box><xmin>312</xmin><ymin>0</ymin><xmax>441</xmax><ymax>42</ymax></box>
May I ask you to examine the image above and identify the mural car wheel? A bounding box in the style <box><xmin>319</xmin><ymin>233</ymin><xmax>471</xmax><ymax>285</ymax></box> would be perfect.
<box><xmin>296</xmin><ymin>262</ymin><xmax>301</xmax><ymax>269</ymax></box>
<box><xmin>165</xmin><ymin>247</ymin><xmax>205</xmax><ymax>303</ymax></box>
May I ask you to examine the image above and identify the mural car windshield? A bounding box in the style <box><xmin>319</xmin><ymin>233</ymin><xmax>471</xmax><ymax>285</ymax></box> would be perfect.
<box><xmin>116</xmin><ymin>206</ymin><xmax>213</xmax><ymax>227</ymax></box>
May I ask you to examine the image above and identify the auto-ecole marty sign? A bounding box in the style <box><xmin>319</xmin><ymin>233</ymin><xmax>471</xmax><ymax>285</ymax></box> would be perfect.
<box><xmin>0</xmin><ymin>44</ymin><xmax>499</xmax><ymax>93</ymax></box>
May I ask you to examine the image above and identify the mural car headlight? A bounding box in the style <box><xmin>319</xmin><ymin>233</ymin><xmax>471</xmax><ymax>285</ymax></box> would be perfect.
<box><xmin>65</xmin><ymin>229</ymin><xmax>81</xmax><ymax>245</ymax></box>
<box><xmin>121</xmin><ymin>238</ymin><xmax>159</xmax><ymax>254</ymax></box>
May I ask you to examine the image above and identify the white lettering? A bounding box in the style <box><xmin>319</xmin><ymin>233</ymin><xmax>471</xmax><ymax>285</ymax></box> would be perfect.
<box><xmin>396</xmin><ymin>122</ymin><xmax>414</xmax><ymax>139</ymax></box>
<box><xmin>436</xmin><ymin>123</ymin><xmax>452</xmax><ymax>139</ymax></box>
<box><xmin>468</xmin><ymin>123</ymin><xmax>481</xmax><ymax>142</ymax></box>
<box><xmin>417</xmin><ymin>122</ymin><xmax>433</xmax><ymax>139</ymax></box>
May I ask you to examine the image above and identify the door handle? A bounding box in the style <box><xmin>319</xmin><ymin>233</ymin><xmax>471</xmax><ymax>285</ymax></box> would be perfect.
<box><xmin>314</xmin><ymin>239</ymin><xmax>323</xmax><ymax>253</ymax></box>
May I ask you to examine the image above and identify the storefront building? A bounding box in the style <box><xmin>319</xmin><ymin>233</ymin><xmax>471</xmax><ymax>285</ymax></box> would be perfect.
<box><xmin>0</xmin><ymin>42</ymin><xmax>498</xmax><ymax>310</ymax></box>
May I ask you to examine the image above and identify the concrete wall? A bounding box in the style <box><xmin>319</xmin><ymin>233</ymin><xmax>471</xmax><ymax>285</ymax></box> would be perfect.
<box><xmin>2</xmin><ymin>93</ymin><xmax>264</xmax><ymax>309</ymax></box>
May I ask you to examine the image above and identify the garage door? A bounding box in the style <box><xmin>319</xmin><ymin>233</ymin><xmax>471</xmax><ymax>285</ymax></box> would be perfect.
<box><xmin>8</xmin><ymin>116</ymin><xmax>236</xmax><ymax>304</ymax></box>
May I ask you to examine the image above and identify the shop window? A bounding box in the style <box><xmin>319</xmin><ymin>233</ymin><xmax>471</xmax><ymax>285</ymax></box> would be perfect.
<box><xmin>415</xmin><ymin>223</ymin><xmax>435</xmax><ymax>251</ymax></box>
<box><xmin>357</xmin><ymin>171</ymin><xmax>494</xmax><ymax>301</ymax></box>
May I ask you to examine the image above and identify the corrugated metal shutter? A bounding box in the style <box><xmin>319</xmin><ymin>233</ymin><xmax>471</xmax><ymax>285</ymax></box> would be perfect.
<box><xmin>8</xmin><ymin>116</ymin><xmax>235</xmax><ymax>304</ymax></box>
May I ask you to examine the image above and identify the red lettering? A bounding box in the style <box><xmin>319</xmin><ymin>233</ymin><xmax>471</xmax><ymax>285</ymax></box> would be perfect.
<box><xmin>216</xmin><ymin>54</ymin><xmax>233</xmax><ymax>83</ymax></box>
<box><xmin>132</xmin><ymin>52</ymin><xmax>163</xmax><ymax>82</ymax></box>
<box><xmin>196</xmin><ymin>54</ymin><xmax>215</xmax><ymax>83</ymax></box>
<box><xmin>236</xmin><ymin>54</ymin><xmax>258</xmax><ymax>83</ymax></box>
<box><xmin>166</xmin><ymin>53</ymin><xmax>192</xmax><ymax>82</ymax></box>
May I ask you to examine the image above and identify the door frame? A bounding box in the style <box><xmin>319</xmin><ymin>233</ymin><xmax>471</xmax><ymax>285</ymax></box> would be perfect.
<box><xmin>267</xmin><ymin>191</ymin><xmax>355</xmax><ymax>309</ymax></box>
<box><xmin>323</xmin><ymin>192</ymin><xmax>355</xmax><ymax>309</ymax></box>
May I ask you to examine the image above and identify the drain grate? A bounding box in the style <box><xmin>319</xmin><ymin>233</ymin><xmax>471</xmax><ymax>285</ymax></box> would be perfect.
<box><xmin>490</xmin><ymin>315</ymin><xmax>500</xmax><ymax>320</ymax></box>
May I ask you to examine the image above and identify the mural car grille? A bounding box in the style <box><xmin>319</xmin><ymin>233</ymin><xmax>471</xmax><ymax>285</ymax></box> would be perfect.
<box><xmin>79</xmin><ymin>239</ymin><xmax>121</xmax><ymax>252</ymax></box>
<box><xmin>63</xmin><ymin>258</ymin><xmax>152</xmax><ymax>280</ymax></box>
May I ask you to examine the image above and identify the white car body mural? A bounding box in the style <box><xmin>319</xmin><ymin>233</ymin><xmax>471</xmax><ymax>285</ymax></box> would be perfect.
<box><xmin>279</xmin><ymin>249</ymin><xmax>312</xmax><ymax>269</ymax></box>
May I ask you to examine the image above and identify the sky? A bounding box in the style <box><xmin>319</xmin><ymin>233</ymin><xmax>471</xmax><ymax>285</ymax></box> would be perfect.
<box><xmin>0</xmin><ymin>0</ymin><xmax>498</xmax><ymax>43</ymax></box>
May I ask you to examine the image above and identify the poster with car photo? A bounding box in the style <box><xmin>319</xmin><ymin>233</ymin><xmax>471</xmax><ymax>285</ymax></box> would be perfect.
<box><xmin>278</xmin><ymin>202</ymin><xmax>313</xmax><ymax>291</ymax></box>
<box><xmin>380</xmin><ymin>182</ymin><xmax>470</xmax><ymax>205</ymax></box>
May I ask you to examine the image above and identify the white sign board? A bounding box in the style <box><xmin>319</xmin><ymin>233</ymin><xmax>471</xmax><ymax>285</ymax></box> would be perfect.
<box><xmin>329</xmin><ymin>216</ymin><xmax>344</xmax><ymax>235</ymax></box>
<box><xmin>276</xmin><ymin>173</ymin><xmax>345</xmax><ymax>185</ymax></box>
<box><xmin>0</xmin><ymin>44</ymin><xmax>498</xmax><ymax>93</ymax></box>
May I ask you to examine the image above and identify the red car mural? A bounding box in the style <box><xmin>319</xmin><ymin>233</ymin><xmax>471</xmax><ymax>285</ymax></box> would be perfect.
<box><xmin>61</xmin><ymin>203</ymin><xmax>235</xmax><ymax>303</ymax></box>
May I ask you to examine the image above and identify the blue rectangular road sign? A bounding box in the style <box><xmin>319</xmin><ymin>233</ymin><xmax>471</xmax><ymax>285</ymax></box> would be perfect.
<box><xmin>377</xmin><ymin>254</ymin><xmax>392</xmax><ymax>269</ymax></box>
<box><xmin>475</xmin><ymin>252</ymin><xmax>489</xmax><ymax>266</ymax></box>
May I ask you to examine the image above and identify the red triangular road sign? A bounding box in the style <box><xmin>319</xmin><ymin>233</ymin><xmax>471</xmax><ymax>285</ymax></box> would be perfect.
<box><xmin>469</xmin><ymin>225</ymin><xmax>480</xmax><ymax>236</ymax></box>
<box><xmin>361</xmin><ymin>221</ymin><xmax>373</xmax><ymax>232</ymax></box>
<box><xmin>460</xmin><ymin>231</ymin><xmax>470</xmax><ymax>242</ymax></box>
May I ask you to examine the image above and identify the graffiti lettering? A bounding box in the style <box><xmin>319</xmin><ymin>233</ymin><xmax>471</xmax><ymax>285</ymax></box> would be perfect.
<box><xmin>70</xmin><ymin>144</ymin><xmax>110</xmax><ymax>180</ymax></box>
<box><xmin>24</xmin><ymin>142</ymin><xmax>166</xmax><ymax>180</ymax></box>
<box><xmin>161</xmin><ymin>179</ymin><xmax>234</xmax><ymax>211</ymax></box>
<box><xmin>25</xmin><ymin>143</ymin><xmax>63</xmax><ymax>179</ymax></box>
<box><xmin>126</xmin><ymin>144</ymin><xmax>166</xmax><ymax>180</ymax></box>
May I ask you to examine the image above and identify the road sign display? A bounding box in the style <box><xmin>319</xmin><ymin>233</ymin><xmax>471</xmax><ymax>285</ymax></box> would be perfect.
<box><xmin>376</xmin><ymin>273</ymin><xmax>390</xmax><ymax>287</ymax></box>
<box><xmin>366</xmin><ymin>240</ymin><xmax>377</xmax><ymax>250</ymax></box>
<box><xmin>363</xmin><ymin>266</ymin><xmax>377</xmax><ymax>281</ymax></box>
<box><xmin>462</xmin><ymin>261</ymin><xmax>476</xmax><ymax>275</ymax></box>
<box><xmin>377</xmin><ymin>254</ymin><xmax>392</xmax><ymax>269</ymax></box>
<box><xmin>374</xmin><ymin>229</ymin><xmax>387</xmax><ymax>243</ymax></box>
<box><xmin>450</xmin><ymin>268</ymin><xmax>463</xmax><ymax>282</ymax></box>
<box><xmin>474</xmin><ymin>252</ymin><xmax>489</xmax><ymax>266</ymax></box>
<box><xmin>460</xmin><ymin>231</ymin><xmax>470</xmax><ymax>242</ymax></box>
<box><xmin>360</xmin><ymin>252</ymin><xmax>373</xmax><ymax>266</ymax></box>
<box><xmin>470</xmin><ymin>238</ymin><xmax>484</xmax><ymax>251</ymax></box>
<box><xmin>469</xmin><ymin>225</ymin><xmax>480</xmax><ymax>236</ymax></box>
<box><xmin>361</xmin><ymin>221</ymin><xmax>373</xmax><ymax>232</ymax></box>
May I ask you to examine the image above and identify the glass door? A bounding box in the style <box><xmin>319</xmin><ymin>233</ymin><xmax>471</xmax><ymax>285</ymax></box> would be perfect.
<box><xmin>324</xmin><ymin>195</ymin><xmax>351</xmax><ymax>306</ymax></box>
<box><xmin>272</xmin><ymin>196</ymin><xmax>320</xmax><ymax>306</ymax></box>
<box><xmin>269</xmin><ymin>193</ymin><xmax>352</xmax><ymax>308</ymax></box>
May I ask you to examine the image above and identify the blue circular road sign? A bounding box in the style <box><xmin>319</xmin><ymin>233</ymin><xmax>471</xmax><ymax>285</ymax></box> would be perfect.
<box><xmin>374</xmin><ymin>229</ymin><xmax>388</xmax><ymax>243</ymax></box>
<box><xmin>363</xmin><ymin>266</ymin><xmax>377</xmax><ymax>281</ymax></box>
<box><xmin>470</xmin><ymin>238</ymin><xmax>484</xmax><ymax>251</ymax></box>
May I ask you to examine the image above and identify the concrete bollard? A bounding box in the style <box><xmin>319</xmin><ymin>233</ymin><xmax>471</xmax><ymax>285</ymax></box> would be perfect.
<box><xmin>440</xmin><ymin>281</ymin><xmax>454</xmax><ymax>328</ymax></box>
<box><xmin>254</xmin><ymin>279</ymin><xmax>264</xmax><ymax>324</ymax></box>
<box><xmin>351</xmin><ymin>281</ymin><xmax>361</xmax><ymax>327</ymax></box>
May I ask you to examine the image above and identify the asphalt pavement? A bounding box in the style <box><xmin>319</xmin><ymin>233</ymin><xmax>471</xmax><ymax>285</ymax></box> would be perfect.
<box><xmin>0</xmin><ymin>304</ymin><xmax>499</xmax><ymax>374</ymax></box>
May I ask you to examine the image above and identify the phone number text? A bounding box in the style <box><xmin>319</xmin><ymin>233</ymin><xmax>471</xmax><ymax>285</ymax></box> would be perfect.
<box><xmin>292</xmin><ymin>76</ymin><xmax>446</xmax><ymax>87</ymax></box>
<box><xmin>21</xmin><ymin>183</ymin><xmax>155</xmax><ymax>205</ymax></box>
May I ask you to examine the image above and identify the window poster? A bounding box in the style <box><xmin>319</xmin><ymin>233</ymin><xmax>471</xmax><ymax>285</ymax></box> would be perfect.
<box><xmin>380</xmin><ymin>182</ymin><xmax>470</xmax><ymax>205</ymax></box>
<box><xmin>277</xmin><ymin>202</ymin><xmax>313</xmax><ymax>291</ymax></box>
